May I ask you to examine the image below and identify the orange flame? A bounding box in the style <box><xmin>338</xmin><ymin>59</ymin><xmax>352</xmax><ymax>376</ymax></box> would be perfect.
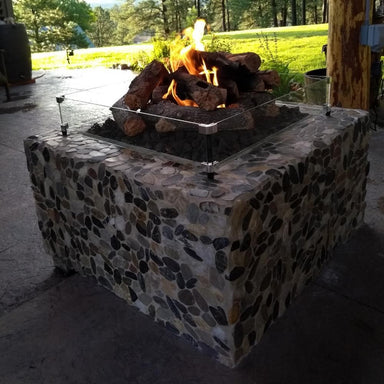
<box><xmin>170</xmin><ymin>19</ymin><xmax>206</xmax><ymax>74</ymax></box>
<box><xmin>163</xmin><ymin>79</ymin><xmax>198</xmax><ymax>107</ymax></box>
<box><xmin>163</xmin><ymin>19</ymin><xmax>224</xmax><ymax>108</ymax></box>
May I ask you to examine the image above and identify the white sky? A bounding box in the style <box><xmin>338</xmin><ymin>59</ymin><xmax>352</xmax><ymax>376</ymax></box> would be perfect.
<box><xmin>85</xmin><ymin>0</ymin><xmax>122</xmax><ymax>7</ymax></box>
<box><xmin>86</xmin><ymin>0</ymin><xmax>115</xmax><ymax>3</ymax></box>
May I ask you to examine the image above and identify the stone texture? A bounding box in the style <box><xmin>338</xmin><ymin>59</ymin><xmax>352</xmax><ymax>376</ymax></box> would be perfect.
<box><xmin>24</xmin><ymin>107</ymin><xmax>370</xmax><ymax>367</ymax></box>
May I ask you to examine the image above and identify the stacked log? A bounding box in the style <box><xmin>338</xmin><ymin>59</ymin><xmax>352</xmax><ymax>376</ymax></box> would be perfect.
<box><xmin>112</xmin><ymin>52</ymin><xmax>281</xmax><ymax>137</ymax></box>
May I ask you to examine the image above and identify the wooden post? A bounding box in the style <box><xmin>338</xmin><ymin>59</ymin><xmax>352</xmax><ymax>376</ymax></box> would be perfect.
<box><xmin>327</xmin><ymin>0</ymin><xmax>372</xmax><ymax>110</ymax></box>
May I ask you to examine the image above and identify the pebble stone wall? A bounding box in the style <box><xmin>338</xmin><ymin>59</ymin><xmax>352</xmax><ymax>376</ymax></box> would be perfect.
<box><xmin>24</xmin><ymin>107</ymin><xmax>370</xmax><ymax>367</ymax></box>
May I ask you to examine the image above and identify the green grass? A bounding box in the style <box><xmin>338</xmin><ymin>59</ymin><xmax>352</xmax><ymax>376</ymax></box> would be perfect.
<box><xmin>32</xmin><ymin>23</ymin><xmax>328</xmax><ymax>74</ymax></box>
<box><xmin>209</xmin><ymin>24</ymin><xmax>328</xmax><ymax>73</ymax></box>
<box><xmin>32</xmin><ymin>44</ymin><xmax>153</xmax><ymax>70</ymax></box>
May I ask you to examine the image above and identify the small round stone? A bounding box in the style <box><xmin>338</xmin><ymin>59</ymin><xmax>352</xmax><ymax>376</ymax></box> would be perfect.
<box><xmin>178</xmin><ymin>290</ymin><xmax>195</xmax><ymax>306</ymax></box>
<box><xmin>209</xmin><ymin>306</ymin><xmax>228</xmax><ymax>326</ymax></box>
<box><xmin>139</xmin><ymin>260</ymin><xmax>149</xmax><ymax>273</ymax></box>
<box><xmin>163</xmin><ymin>257</ymin><xmax>180</xmax><ymax>272</ymax></box>
<box><xmin>213</xmin><ymin>237</ymin><xmax>230</xmax><ymax>250</ymax></box>
<box><xmin>162</xmin><ymin>226</ymin><xmax>173</xmax><ymax>240</ymax></box>
<box><xmin>160</xmin><ymin>208</ymin><xmax>179</xmax><ymax>218</ymax></box>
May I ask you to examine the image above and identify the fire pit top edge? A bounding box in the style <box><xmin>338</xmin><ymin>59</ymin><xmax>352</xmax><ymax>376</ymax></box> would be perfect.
<box><xmin>24</xmin><ymin>107</ymin><xmax>370</xmax><ymax>206</ymax></box>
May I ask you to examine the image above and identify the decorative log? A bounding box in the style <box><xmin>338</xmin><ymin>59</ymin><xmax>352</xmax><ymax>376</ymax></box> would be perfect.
<box><xmin>171</xmin><ymin>69</ymin><xmax>227</xmax><ymax>111</ymax></box>
<box><xmin>236</xmin><ymin>91</ymin><xmax>273</xmax><ymax>109</ymax></box>
<box><xmin>231</xmin><ymin>92</ymin><xmax>279</xmax><ymax>119</ymax></box>
<box><xmin>190</xmin><ymin>50</ymin><xmax>265</xmax><ymax>93</ymax></box>
<box><xmin>111</xmin><ymin>96</ymin><xmax>131</xmax><ymax>128</ymax></box>
<box><xmin>257</xmin><ymin>70</ymin><xmax>280</xmax><ymax>88</ymax></box>
<box><xmin>109</xmin><ymin>49</ymin><xmax>282</xmax><ymax>138</ymax></box>
<box><xmin>123</xmin><ymin>115</ymin><xmax>146</xmax><ymax>136</ymax></box>
<box><xmin>193</xmin><ymin>50</ymin><xmax>261</xmax><ymax>76</ymax></box>
<box><xmin>145</xmin><ymin>101</ymin><xmax>254</xmax><ymax>131</ymax></box>
<box><xmin>151</xmin><ymin>85</ymin><xmax>170</xmax><ymax>104</ymax></box>
<box><xmin>124</xmin><ymin>60</ymin><xmax>169</xmax><ymax>110</ymax></box>
<box><xmin>111</xmin><ymin>96</ymin><xmax>148</xmax><ymax>136</ymax></box>
<box><xmin>223</xmin><ymin>52</ymin><xmax>261</xmax><ymax>73</ymax></box>
<box><xmin>112</xmin><ymin>97</ymin><xmax>255</xmax><ymax>134</ymax></box>
<box><xmin>234</xmin><ymin>73</ymin><xmax>265</xmax><ymax>93</ymax></box>
<box><xmin>218</xmin><ymin>78</ymin><xmax>239</xmax><ymax>104</ymax></box>
<box><xmin>195</xmin><ymin>50</ymin><xmax>241</xmax><ymax>75</ymax></box>
<box><xmin>188</xmin><ymin>50</ymin><xmax>232</xmax><ymax>66</ymax></box>
<box><xmin>155</xmin><ymin>118</ymin><xmax>177</xmax><ymax>133</ymax></box>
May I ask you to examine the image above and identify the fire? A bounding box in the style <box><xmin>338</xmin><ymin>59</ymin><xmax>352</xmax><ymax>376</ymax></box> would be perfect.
<box><xmin>170</xmin><ymin>18</ymin><xmax>206</xmax><ymax>74</ymax></box>
<box><xmin>163</xmin><ymin>19</ymin><xmax>224</xmax><ymax>108</ymax></box>
<box><xmin>163</xmin><ymin>79</ymin><xmax>197</xmax><ymax>107</ymax></box>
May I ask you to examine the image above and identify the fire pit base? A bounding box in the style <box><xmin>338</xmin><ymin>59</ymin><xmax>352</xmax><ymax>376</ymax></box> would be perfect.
<box><xmin>24</xmin><ymin>107</ymin><xmax>369</xmax><ymax>367</ymax></box>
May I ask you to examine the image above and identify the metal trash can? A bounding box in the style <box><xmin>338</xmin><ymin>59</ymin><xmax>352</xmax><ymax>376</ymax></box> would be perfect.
<box><xmin>304</xmin><ymin>68</ymin><xmax>327</xmax><ymax>105</ymax></box>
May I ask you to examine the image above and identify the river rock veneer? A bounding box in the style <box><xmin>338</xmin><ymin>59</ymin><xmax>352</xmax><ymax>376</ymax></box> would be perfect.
<box><xmin>24</xmin><ymin>107</ymin><xmax>369</xmax><ymax>367</ymax></box>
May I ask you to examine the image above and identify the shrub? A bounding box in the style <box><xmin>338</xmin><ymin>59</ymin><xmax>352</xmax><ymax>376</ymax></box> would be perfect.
<box><xmin>257</xmin><ymin>32</ymin><xmax>302</xmax><ymax>97</ymax></box>
<box><xmin>204</xmin><ymin>34</ymin><xmax>232</xmax><ymax>53</ymax></box>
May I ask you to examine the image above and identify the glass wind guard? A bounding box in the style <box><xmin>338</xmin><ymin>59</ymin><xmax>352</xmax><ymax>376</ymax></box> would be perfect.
<box><xmin>58</xmin><ymin>72</ymin><xmax>331</xmax><ymax>176</ymax></box>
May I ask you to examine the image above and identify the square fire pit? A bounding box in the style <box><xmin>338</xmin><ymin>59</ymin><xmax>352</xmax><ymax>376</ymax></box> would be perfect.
<box><xmin>24</xmin><ymin>89</ymin><xmax>369</xmax><ymax>367</ymax></box>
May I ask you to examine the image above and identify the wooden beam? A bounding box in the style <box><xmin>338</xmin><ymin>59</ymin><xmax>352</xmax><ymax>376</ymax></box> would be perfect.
<box><xmin>327</xmin><ymin>0</ymin><xmax>372</xmax><ymax>110</ymax></box>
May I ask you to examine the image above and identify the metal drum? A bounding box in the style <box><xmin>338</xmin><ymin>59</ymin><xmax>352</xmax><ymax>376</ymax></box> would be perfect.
<box><xmin>0</xmin><ymin>23</ymin><xmax>32</xmax><ymax>83</ymax></box>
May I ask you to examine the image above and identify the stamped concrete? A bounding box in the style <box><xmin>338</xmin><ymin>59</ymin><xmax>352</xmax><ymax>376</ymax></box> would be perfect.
<box><xmin>1</xmin><ymin>69</ymin><xmax>384</xmax><ymax>383</ymax></box>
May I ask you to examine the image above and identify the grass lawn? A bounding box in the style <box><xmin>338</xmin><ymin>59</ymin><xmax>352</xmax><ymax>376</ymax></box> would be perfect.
<box><xmin>32</xmin><ymin>23</ymin><xmax>328</xmax><ymax>75</ymax></box>
<box><xmin>32</xmin><ymin>44</ymin><xmax>153</xmax><ymax>70</ymax></box>
<box><xmin>211</xmin><ymin>24</ymin><xmax>328</xmax><ymax>73</ymax></box>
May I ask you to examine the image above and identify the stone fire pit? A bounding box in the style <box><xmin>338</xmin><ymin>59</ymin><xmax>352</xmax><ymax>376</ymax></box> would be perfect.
<box><xmin>24</xmin><ymin>106</ymin><xmax>369</xmax><ymax>367</ymax></box>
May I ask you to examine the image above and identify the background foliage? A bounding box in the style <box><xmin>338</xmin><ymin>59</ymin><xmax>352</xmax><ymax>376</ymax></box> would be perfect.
<box><xmin>14</xmin><ymin>0</ymin><xmax>93</xmax><ymax>51</ymax></box>
<box><xmin>15</xmin><ymin>0</ymin><xmax>329</xmax><ymax>51</ymax></box>
<box><xmin>32</xmin><ymin>23</ymin><xmax>328</xmax><ymax>75</ymax></box>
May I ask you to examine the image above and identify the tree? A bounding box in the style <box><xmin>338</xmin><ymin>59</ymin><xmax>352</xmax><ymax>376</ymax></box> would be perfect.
<box><xmin>291</xmin><ymin>0</ymin><xmax>297</xmax><ymax>25</ymax></box>
<box><xmin>89</xmin><ymin>7</ymin><xmax>115</xmax><ymax>47</ymax></box>
<box><xmin>161</xmin><ymin>0</ymin><xmax>170</xmax><ymax>35</ymax></box>
<box><xmin>14</xmin><ymin>0</ymin><xmax>74</xmax><ymax>51</ymax></box>
<box><xmin>195</xmin><ymin>0</ymin><xmax>201</xmax><ymax>16</ymax></box>
<box><xmin>226</xmin><ymin>0</ymin><xmax>230</xmax><ymax>30</ymax></box>
<box><xmin>280</xmin><ymin>0</ymin><xmax>288</xmax><ymax>26</ymax></box>
<box><xmin>60</xmin><ymin>0</ymin><xmax>93</xmax><ymax>47</ymax></box>
<box><xmin>309</xmin><ymin>0</ymin><xmax>319</xmax><ymax>24</ymax></box>
<box><xmin>107</xmin><ymin>0</ymin><xmax>325</xmax><ymax>45</ymax></box>
<box><xmin>271</xmin><ymin>0</ymin><xmax>278</xmax><ymax>26</ymax></box>
<box><xmin>322</xmin><ymin>0</ymin><xmax>328</xmax><ymax>23</ymax></box>
<box><xmin>167</xmin><ymin>0</ymin><xmax>195</xmax><ymax>32</ymax></box>
<box><xmin>57</xmin><ymin>0</ymin><xmax>93</xmax><ymax>31</ymax></box>
<box><xmin>14</xmin><ymin>0</ymin><xmax>93</xmax><ymax>51</ymax></box>
<box><xmin>221</xmin><ymin>0</ymin><xmax>244</xmax><ymax>30</ymax></box>
<box><xmin>302</xmin><ymin>0</ymin><xmax>306</xmax><ymax>24</ymax></box>
<box><xmin>221</xmin><ymin>0</ymin><xmax>227</xmax><ymax>30</ymax></box>
<box><xmin>110</xmin><ymin>1</ymin><xmax>136</xmax><ymax>45</ymax></box>
<box><xmin>129</xmin><ymin>0</ymin><xmax>171</xmax><ymax>36</ymax></box>
<box><xmin>235</xmin><ymin>0</ymin><xmax>270</xmax><ymax>29</ymax></box>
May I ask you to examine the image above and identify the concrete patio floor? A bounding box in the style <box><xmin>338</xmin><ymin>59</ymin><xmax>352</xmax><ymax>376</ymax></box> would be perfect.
<box><xmin>1</xmin><ymin>69</ymin><xmax>384</xmax><ymax>383</ymax></box>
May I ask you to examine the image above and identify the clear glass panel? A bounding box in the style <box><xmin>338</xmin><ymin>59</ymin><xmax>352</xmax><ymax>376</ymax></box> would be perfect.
<box><xmin>58</xmin><ymin>71</ymin><xmax>331</xmax><ymax>177</ymax></box>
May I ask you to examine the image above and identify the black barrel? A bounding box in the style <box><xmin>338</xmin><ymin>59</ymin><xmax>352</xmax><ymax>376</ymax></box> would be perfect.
<box><xmin>0</xmin><ymin>23</ymin><xmax>32</xmax><ymax>83</ymax></box>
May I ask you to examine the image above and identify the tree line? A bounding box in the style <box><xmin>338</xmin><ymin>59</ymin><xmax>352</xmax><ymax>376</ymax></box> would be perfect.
<box><xmin>14</xmin><ymin>0</ymin><xmax>329</xmax><ymax>52</ymax></box>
